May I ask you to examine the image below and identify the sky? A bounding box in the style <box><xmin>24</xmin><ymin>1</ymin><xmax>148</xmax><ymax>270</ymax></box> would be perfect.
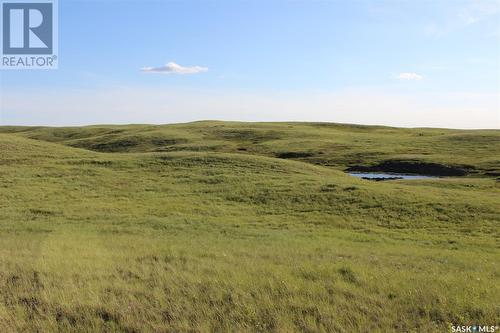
<box><xmin>0</xmin><ymin>0</ymin><xmax>499</xmax><ymax>128</ymax></box>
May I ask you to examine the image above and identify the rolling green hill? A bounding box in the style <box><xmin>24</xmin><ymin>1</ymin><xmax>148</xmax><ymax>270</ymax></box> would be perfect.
<box><xmin>2</xmin><ymin>121</ymin><xmax>499</xmax><ymax>177</ymax></box>
<box><xmin>0</xmin><ymin>122</ymin><xmax>499</xmax><ymax>332</ymax></box>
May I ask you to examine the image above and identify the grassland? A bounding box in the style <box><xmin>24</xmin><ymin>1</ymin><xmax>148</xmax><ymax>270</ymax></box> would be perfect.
<box><xmin>0</xmin><ymin>121</ymin><xmax>499</xmax><ymax>332</ymax></box>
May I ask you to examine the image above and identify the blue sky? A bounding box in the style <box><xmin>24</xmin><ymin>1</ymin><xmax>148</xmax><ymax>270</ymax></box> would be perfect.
<box><xmin>1</xmin><ymin>0</ymin><xmax>499</xmax><ymax>128</ymax></box>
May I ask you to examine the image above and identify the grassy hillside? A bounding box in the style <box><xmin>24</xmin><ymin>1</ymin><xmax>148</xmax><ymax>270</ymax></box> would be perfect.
<box><xmin>2</xmin><ymin>121</ymin><xmax>499</xmax><ymax>177</ymax></box>
<box><xmin>0</xmin><ymin>122</ymin><xmax>499</xmax><ymax>332</ymax></box>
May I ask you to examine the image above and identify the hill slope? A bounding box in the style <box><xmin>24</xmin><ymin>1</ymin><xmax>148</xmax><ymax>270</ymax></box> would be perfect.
<box><xmin>2</xmin><ymin>121</ymin><xmax>499</xmax><ymax>177</ymax></box>
<box><xmin>0</xmin><ymin>122</ymin><xmax>499</xmax><ymax>332</ymax></box>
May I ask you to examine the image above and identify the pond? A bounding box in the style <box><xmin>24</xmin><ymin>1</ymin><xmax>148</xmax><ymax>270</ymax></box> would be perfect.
<box><xmin>349</xmin><ymin>173</ymin><xmax>437</xmax><ymax>181</ymax></box>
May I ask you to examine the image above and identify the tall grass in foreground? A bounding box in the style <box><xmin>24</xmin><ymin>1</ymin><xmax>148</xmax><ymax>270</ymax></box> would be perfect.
<box><xmin>0</xmin><ymin>125</ymin><xmax>499</xmax><ymax>332</ymax></box>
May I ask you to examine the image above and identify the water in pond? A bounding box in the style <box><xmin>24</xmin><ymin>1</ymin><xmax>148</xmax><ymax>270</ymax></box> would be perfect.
<box><xmin>349</xmin><ymin>173</ymin><xmax>436</xmax><ymax>181</ymax></box>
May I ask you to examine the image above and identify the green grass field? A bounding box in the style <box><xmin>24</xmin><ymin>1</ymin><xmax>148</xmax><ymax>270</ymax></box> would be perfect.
<box><xmin>0</xmin><ymin>121</ymin><xmax>499</xmax><ymax>332</ymax></box>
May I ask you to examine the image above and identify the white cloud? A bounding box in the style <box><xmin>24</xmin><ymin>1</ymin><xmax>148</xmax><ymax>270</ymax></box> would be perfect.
<box><xmin>141</xmin><ymin>62</ymin><xmax>208</xmax><ymax>74</ymax></box>
<box><xmin>397</xmin><ymin>72</ymin><xmax>424</xmax><ymax>81</ymax></box>
<box><xmin>424</xmin><ymin>1</ymin><xmax>499</xmax><ymax>36</ymax></box>
<box><xmin>458</xmin><ymin>1</ymin><xmax>499</xmax><ymax>25</ymax></box>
